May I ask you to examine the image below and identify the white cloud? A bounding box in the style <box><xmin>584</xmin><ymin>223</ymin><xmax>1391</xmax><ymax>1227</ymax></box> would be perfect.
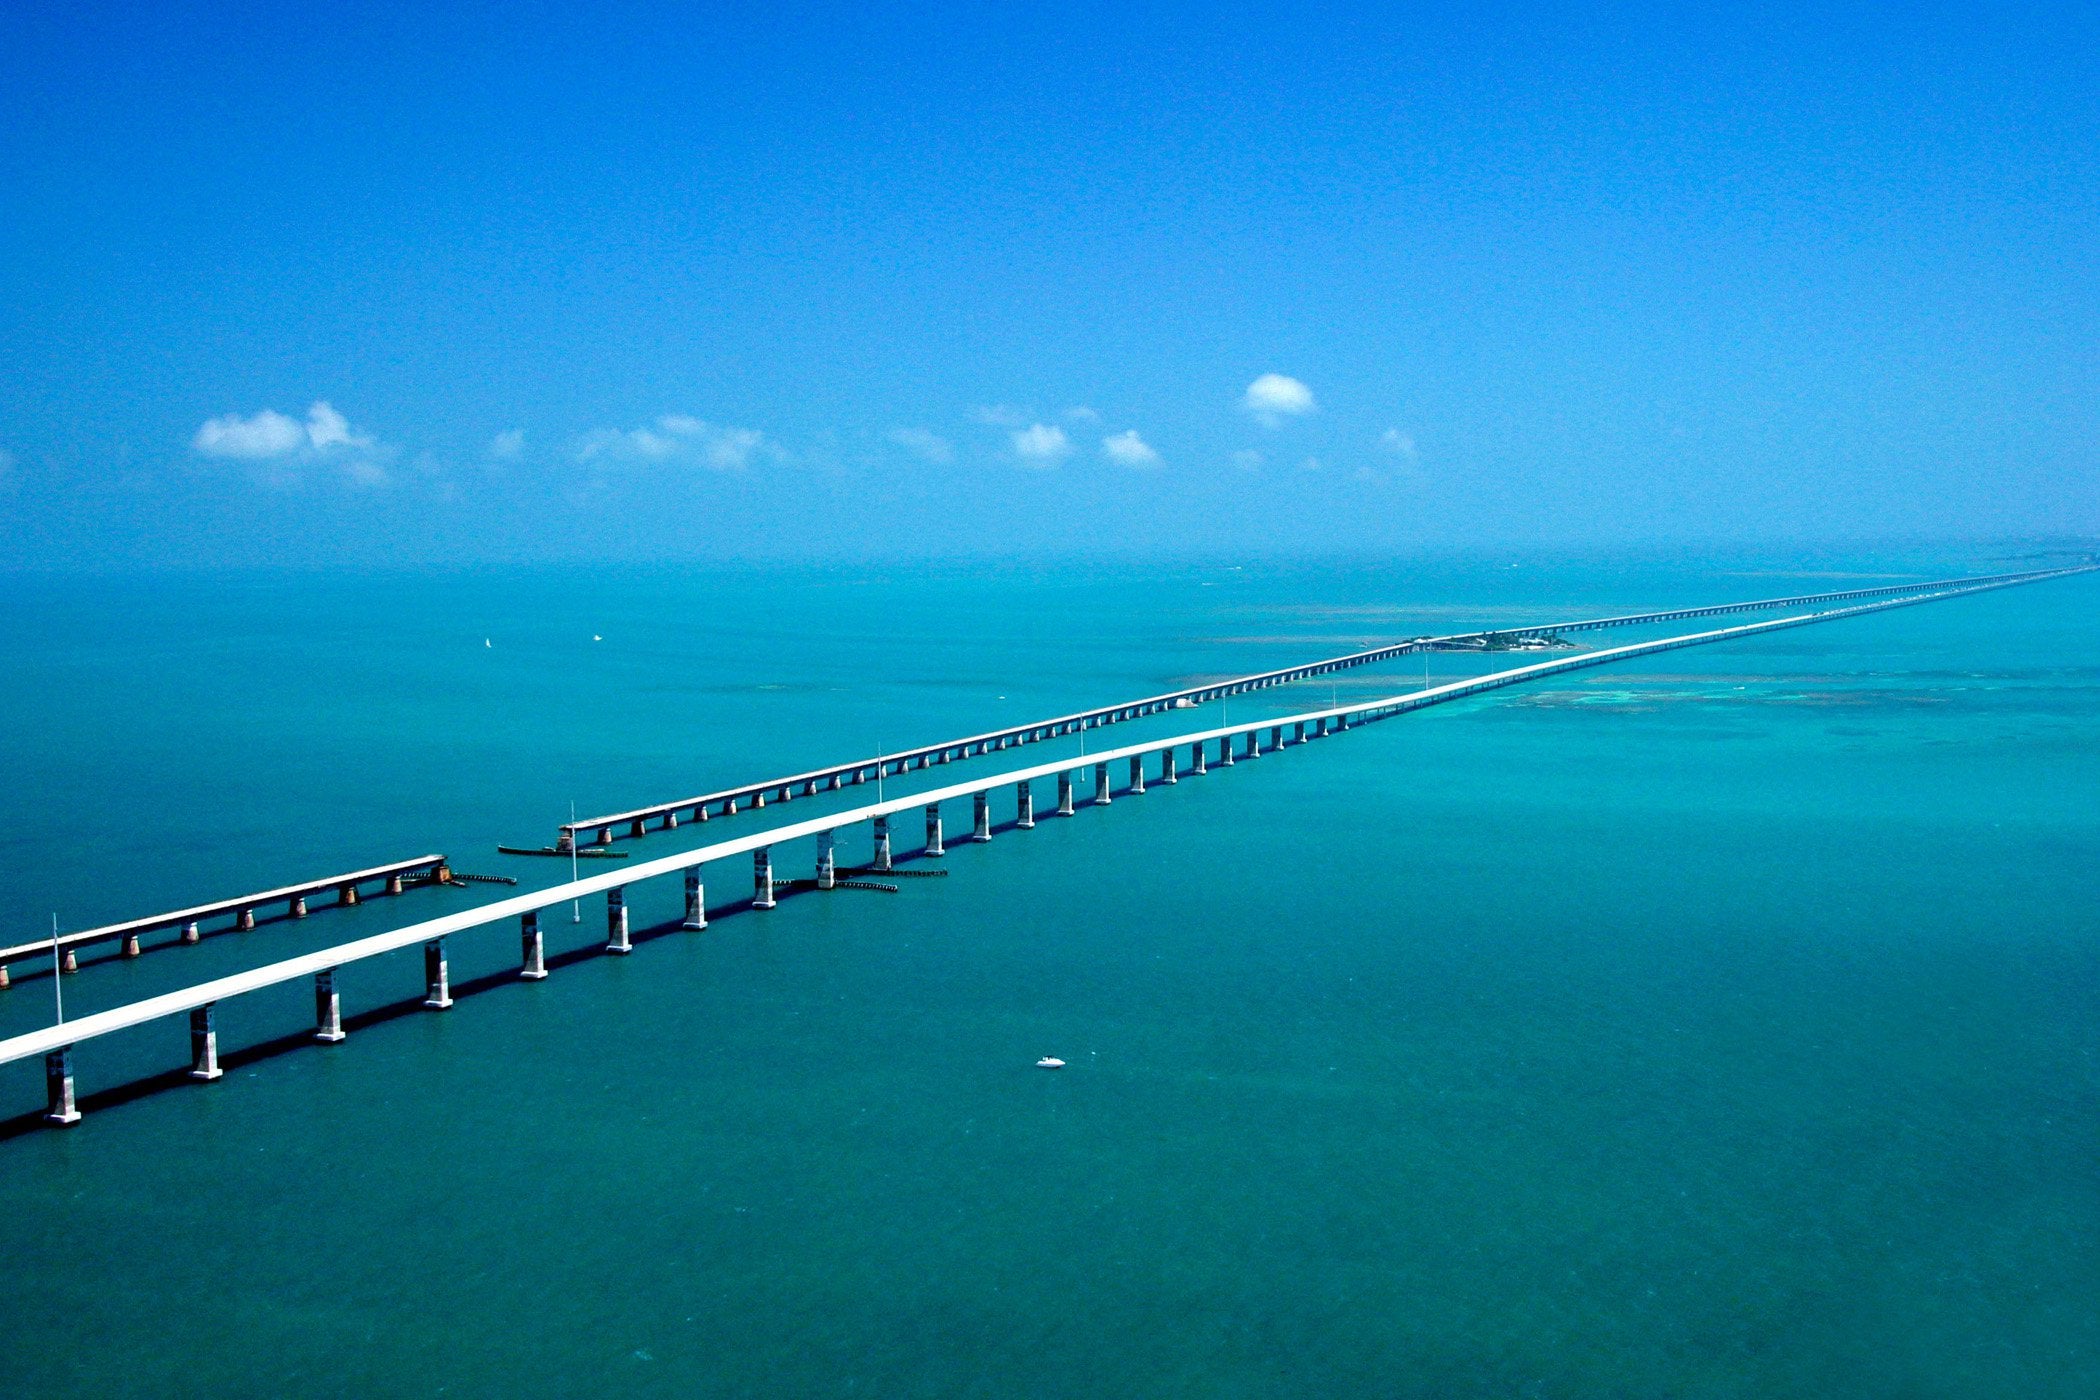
<box><xmin>1102</xmin><ymin>429</ymin><xmax>1161</xmax><ymax>468</ymax></box>
<box><xmin>1064</xmin><ymin>405</ymin><xmax>1102</xmax><ymax>424</ymax></box>
<box><xmin>342</xmin><ymin>458</ymin><xmax>391</xmax><ymax>488</ymax></box>
<box><xmin>1011</xmin><ymin>423</ymin><xmax>1072</xmax><ymax>466</ymax></box>
<box><xmin>887</xmin><ymin>427</ymin><xmax>953</xmax><ymax>464</ymax></box>
<box><xmin>577</xmin><ymin>415</ymin><xmax>781</xmax><ymax>470</ymax></box>
<box><xmin>1242</xmin><ymin>373</ymin><xmax>1317</xmax><ymax>427</ymax></box>
<box><xmin>974</xmin><ymin>404</ymin><xmax>1028</xmax><ymax>428</ymax></box>
<box><xmin>488</xmin><ymin>429</ymin><xmax>526</xmax><ymax>460</ymax></box>
<box><xmin>193</xmin><ymin>408</ymin><xmax>307</xmax><ymax>459</ymax></box>
<box><xmin>1232</xmin><ymin>449</ymin><xmax>1264</xmax><ymax>472</ymax></box>
<box><xmin>302</xmin><ymin>401</ymin><xmax>372</xmax><ymax>453</ymax></box>
<box><xmin>1379</xmin><ymin>428</ymin><xmax>1418</xmax><ymax>460</ymax></box>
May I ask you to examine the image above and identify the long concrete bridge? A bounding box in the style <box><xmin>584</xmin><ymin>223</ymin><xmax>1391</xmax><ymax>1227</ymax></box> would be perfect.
<box><xmin>555</xmin><ymin>566</ymin><xmax>2083</xmax><ymax>849</ymax></box>
<box><xmin>0</xmin><ymin>855</ymin><xmax>452</xmax><ymax>987</ymax></box>
<box><xmin>7</xmin><ymin>563</ymin><xmax>2086</xmax><ymax>1128</ymax></box>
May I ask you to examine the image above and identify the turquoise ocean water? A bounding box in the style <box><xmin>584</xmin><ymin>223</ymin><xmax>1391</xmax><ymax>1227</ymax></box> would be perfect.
<box><xmin>0</xmin><ymin>551</ymin><xmax>2094</xmax><ymax>1397</ymax></box>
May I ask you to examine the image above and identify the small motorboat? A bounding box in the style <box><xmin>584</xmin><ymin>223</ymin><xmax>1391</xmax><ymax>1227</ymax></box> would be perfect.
<box><xmin>1036</xmin><ymin>1057</ymin><xmax>1065</xmax><ymax>1070</ymax></box>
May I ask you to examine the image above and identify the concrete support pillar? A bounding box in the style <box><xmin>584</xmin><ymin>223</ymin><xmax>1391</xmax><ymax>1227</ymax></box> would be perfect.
<box><xmin>1219</xmin><ymin>736</ymin><xmax>1235</xmax><ymax>767</ymax></box>
<box><xmin>817</xmin><ymin>830</ymin><xmax>837</xmax><ymax>889</ymax></box>
<box><xmin>663</xmin><ymin>809</ymin><xmax>679</xmax><ymax>829</ymax></box>
<box><xmin>1017</xmin><ymin>781</ymin><xmax>1035</xmax><ymax>829</ymax></box>
<box><xmin>753</xmin><ymin>849</ymin><xmax>776</xmax><ymax>908</ymax></box>
<box><xmin>556</xmin><ymin>830</ymin><xmax>575</xmax><ymax>854</ymax></box>
<box><xmin>925</xmin><ymin>805</ymin><xmax>945</xmax><ymax>857</ymax></box>
<box><xmin>121</xmin><ymin>932</ymin><xmax>142</xmax><ymax>958</ymax></box>
<box><xmin>872</xmin><ymin>815</ymin><xmax>893</xmax><ymax>872</ymax></box>
<box><xmin>386</xmin><ymin>874</ymin><xmax>405</xmax><ymax>896</ymax></box>
<box><xmin>1130</xmin><ymin>755</ymin><xmax>1146</xmax><ymax>794</ymax></box>
<box><xmin>291</xmin><ymin>895</ymin><xmax>308</xmax><ymax>918</ymax></box>
<box><xmin>1094</xmin><ymin>763</ymin><xmax>1112</xmax><ymax>805</ymax></box>
<box><xmin>423</xmin><ymin>937</ymin><xmax>453</xmax><ymax>1009</ymax></box>
<box><xmin>1057</xmin><ymin>772</ymin><xmax>1075</xmax><ymax>815</ymax></box>
<box><xmin>1161</xmin><ymin>749</ymin><xmax>1177</xmax><ymax>784</ymax></box>
<box><xmin>520</xmin><ymin>910</ymin><xmax>547</xmax><ymax>979</ymax></box>
<box><xmin>683</xmin><ymin>869</ymin><xmax>708</xmax><ymax>929</ymax></box>
<box><xmin>60</xmin><ymin>947</ymin><xmax>77</xmax><ymax>974</ymax></box>
<box><xmin>973</xmin><ymin>791</ymin><xmax>992</xmax><ymax>842</ymax></box>
<box><xmin>1245</xmin><ymin>730</ymin><xmax>1260</xmax><ymax>759</ymax></box>
<box><xmin>314</xmin><ymin>969</ymin><xmax>345</xmax><ymax>1043</ymax></box>
<box><xmin>597</xmin><ymin>826</ymin><xmax>614</xmax><ymax>845</ymax></box>
<box><xmin>189</xmin><ymin>1004</ymin><xmax>222</xmax><ymax>1081</ymax></box>
<box><xmin>1193</xmin><ymin>742</ymin><xmax>1207</xmax><ymax>775</ymax></box>
<box><xmin>45</xmin><ymin>1047</ymin><xmax>80</xmax><ymax>1126</ymax></box>
<box><xmin>1270</xmin><ymin>726</ymin><xmax>1282</xmax><ymax>750</ymax></box>
<box><xmin>339</xmin><ymin>884</ymin><xmax>360</xmax><ymax>906</ymax></box>
<box><xmin>237</xmin><ymin>907</ymin><xmax>256</xmax><ymax>931</ymax></box>
<box><xmin>695</xmin><ymin>805</ymin><xmax>709</xmax><ymax>823</ymax></box>
<box><xmin>0</xmin><ymin>964</ymin><xmax>9</xmax><ymax>990</ymax></box>
<box><xmin>606</xmin><ymin>887</ymin><xmax>632</xmax><ymax>954</ymax></box>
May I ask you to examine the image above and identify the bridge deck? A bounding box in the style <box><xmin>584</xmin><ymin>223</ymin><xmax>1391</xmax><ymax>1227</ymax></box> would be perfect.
<box><xmin>0</xmin><ymin>855</ymin><xmax>450</xmax><ymax>967</ymax></box>
<box><xmin>7</xmin><ymin>565</ymin><xmax>2084</xmax><ymax>1084</ymax></box>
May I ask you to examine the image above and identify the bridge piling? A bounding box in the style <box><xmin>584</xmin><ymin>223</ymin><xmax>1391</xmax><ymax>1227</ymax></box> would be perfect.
<box><xmin>1094</xmin><ymin>763</ymin><xmax>1112</xmax><ymax>805</ymax></box>
<box><xmin>753</xmin><ymin>849</ymin><xmax>776</xmax><ymax>908</ymax></box>
<box><xmin>121</xmin><ymin>933</ymin><xmax>141</xmax><ymax>958</ymax></box>
<box><xmin>1193</xmin><ymin>742</ymin><xmax>1206</xmax><ymax>775</ymax></box>
<box><xmin>606</xmin><ymin>888</ymin><xmax>631</xmax><ymax>954</ymax></box>
<box><xmin>1017</xmin><ymin>782</ymin><xmax>1035</xmax><ymax>829</ymax></box>
<box><xmin>1130</xmin><ymin>756</ymin><xmax>1146</xmax><ymax>794</ymax></box>
<box><xmin>1161</xmin><ymin>749</ymin><xmax>1177</xmax><ymax>784</ymax></box>
<box><xmin>1056</xmin><ymin>773</ymin><xmax>1075</xmax><ymax>815</ymax></box>
<box><xmin>520</xmin><ymin>911</ymin><xmax>547</xmax><ymax>979</ymax></box>
<box><xmin>1219</xmin><ymin>736</ymin><xmax>1235</xmax><ymax>767</ymax></box>
<box><xmin>925</xmin><ymin>805</ymin><xmax>945</xmax><ymax>856</ymax></box>
<box><xmin>237</xmin><ymin>908</ymin><xmax>255</xmax><ymax>932</ymax></box>
<box><xmin>683</xmin><ymin>870</ymin><xmax>707</xmax><ymax>929</ymax></box>
<box><xmin>189</xmin><ymin>1004</ymin><xmax>221</xmax><ymax>1081</ymax></box>
<box><xmin>45</xmin><ymin>1048</ymin><xmax>80</xmax><ymax>1125</ymax></box>
<box><xmin>817</xmin><ymin>830</ymin><xmax>837</xmax><ymax>888</ymax></box>
<box><xmin>872</xmin><ymin>815</ymin><xmax>893</xmax><ymax>871</ymax></box>
<box><xmin>973</xmin><ymin>792</ymin><xmax>992</xmax><ymax>842</ymax></box>
<box><xmin>182</xmin><ymin>921</ymin><xmax>201</xmax><ymax>943</ymax></box>
<box><xmin>423</xmin><ymin>938</ymin><xmax>453</xmax><ymax>1009</ymax></box>
<box><xmin>313</xmin><ymin>970</ymin><xmax>345</xmax><ymax>1043</ymax></box>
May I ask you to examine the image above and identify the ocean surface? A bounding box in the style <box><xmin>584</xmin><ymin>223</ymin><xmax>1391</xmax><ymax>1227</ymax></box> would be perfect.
<box><xmin>0</xmin><ymin>550</ymin><xmax>2094</xmax><ymax>1398</ymax></box>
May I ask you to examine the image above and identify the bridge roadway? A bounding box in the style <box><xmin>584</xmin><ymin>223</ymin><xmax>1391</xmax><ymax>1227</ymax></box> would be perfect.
<box><xmin>558</xmin><ymin>565</ymin><xmax>2086</xmax><ymax>848</ymax></box>
<box><xmin>9</xmin><ymin>564</ymin><xmax>2088</xmax><ymax>1125</ymax></box>
<box><xmin>0</xmin><ymin>855</ymin><xmax>452</xmax><ymax>982</ymax></box>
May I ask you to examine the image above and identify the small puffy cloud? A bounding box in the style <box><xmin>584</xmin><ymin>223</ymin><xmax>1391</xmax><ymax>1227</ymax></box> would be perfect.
<box><xmin>1242</xmin><ymin>373</ymin><xmax>1316</xmax><ymax>427</ymax></box>
<box><xmin>577</xmin><ymin>415</ymin><xmax>780</xmax><ymax>470</ymax></box>
<box><xmin>1064</xmin><ymin>405</ymin><xmax>1101</xmax><ymax>424</ymax></box>
<box><xmin>974</xmin><ymin>404</ymin><xmax>1028</xmax><ymax>428</ymax></box>
<box><xmin>1379</xmin><ymin>428</ymin><xmax>1418</xmax><ymax>460</ymax></box>
<box><xmin>1101</xmin><ymin>429</ymin><xmax>1161</xmax><ymax>468</ymax></box>
<box><xmin>489</xmin><ymin>429</ymin><xmax>526</xmax><ymax>460</ymax></box>
<box><xmin>302</xmin><ymin>401</ymin><xmax>372</xmax><ymax>453</ymax></box>
<box><xmin>887</xmin><ymin>427</ymin><xmax>953</xmax><ymax>464</ymax></box>
<box><xmin>1232</xmin><ymin>449</ymin><xmax>1264</xmax><ymax>472</ymax></box>
<box><xmin>193</xmin><ymin>408</ymin><xmax>307</xmax><ymax>459</ymax></box>
<box><xmin>1012</xmin><ymin>423</ymin><xmax>1072</xmax><ymax>467</ymax></box>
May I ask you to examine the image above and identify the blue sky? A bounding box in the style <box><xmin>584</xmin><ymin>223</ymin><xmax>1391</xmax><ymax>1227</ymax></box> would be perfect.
<box><xmin>1</xmin><ymin>2</ymin><xmax>2094</xmax><ymax>567</ymax></box>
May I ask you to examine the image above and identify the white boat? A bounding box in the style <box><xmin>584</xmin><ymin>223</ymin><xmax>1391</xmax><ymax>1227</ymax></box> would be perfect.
<box><xmin>1036</xmin><ymin>1057</ymin><xmax>1065</xmax><ymax>1069</ymax></box>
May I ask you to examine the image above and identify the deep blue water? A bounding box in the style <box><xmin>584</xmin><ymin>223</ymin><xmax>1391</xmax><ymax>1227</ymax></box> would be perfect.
<box><xmin>0</xmin><ymin>551</ymin><xmax>2094</xmax><ymax>1397</ymax></box>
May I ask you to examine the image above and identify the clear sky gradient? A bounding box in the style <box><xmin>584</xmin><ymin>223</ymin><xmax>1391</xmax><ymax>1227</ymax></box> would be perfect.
<box><xmin>1</xmin><ymin>2</ymin><xmax>2094</xmax><ymax>567</ymax></box>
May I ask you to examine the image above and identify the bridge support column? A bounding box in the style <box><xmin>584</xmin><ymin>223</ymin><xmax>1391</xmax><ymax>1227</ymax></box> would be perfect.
<box><xmin>189</xmin><ymin>1004</ymin><xmax>222</xmax><ymax>1081</ymax></box>
<box><xmin>629</xmin><ymin>818</ymin><xmax>646</xmax><ymax>839</ymax></box>
<box><xmin>1057</xmin><ymin>772</ymin><xmax>1075</xmax><ymax>815</ymax></box>
<box><xmin>1094</xmin><ymin>763</ymin><xmax>1112</xmax><ymax>805</ymax></box>
<box><xmin>289</xmin><ymin>895</ymin><xmax>306</xmax><ymax>919</ymax></box>
<box><xmin>1130</xmin><ymin>756</ymin><xmax>1146</xmax><ymax>794</ymax></box>
<box><xmin>1294</xmin><ymin>721</ymin><xmax>1306</xmax><ymax>744</ymax></box>
<box><xmin>596</xmin><ymin>825</ymin><xmax>614</xmax><ymax>846</ymax></box>
<box><xmin>1245</xmin><ymin>730</ymin><xmax>1260</xmax><ymax>759</ymax></box>
<box><xmin>695</xmin><ymin>804</ymin><xmax>709</xmax><ymax>823</ymax></box>
<box><xmin>1270</xmin><ymin>726</ymin><xmax>1282</xmax><ymax>750</ymax></box>
<box><xmin>1219</xmin><ymin>736</ymin><xmax>1235</xmax><ymax>767</ymax></box>
<box><xmin>925</xmin><ymin>805</ymin><xmax>945</xmax><ymax>857</ymax></box>
<box><xmin>753</xmin><ymin>849</ymin><xmax>776</xmax><ymax>908</ymax></box>
<box><xmin>45</xmin><ymin>1047</ymin><xmax>80</xmax><ymax>1126</ymax></box>
<box><xmin>556</xmin><ymin>830</ymin><xmax>574</xmax><ymax>855</ymax></box>
<box><xmin>339</xmin><ymin>883</ymin><xmax>359</xmax><ymax>906</ymax></box>
<box><xmin>872</xmin><ymin>815</ymin><xmax>893</xmax><ymax>871</ymax></box>
<box><xmin>314</xmin><ymin>969</ymin><xmax>345</xmax><ymax>1043</ymax></box>
<box><xmin>387</xmin><ymin>874</ymin><xmax>405</xmax><ymax>895</ymax></box>
<box><xmin>121</xmin><ymin>932</ymin><xmax>141</xmax><ymax>958</ymax></box>
<box><xmin>684</xmin><ymin>869</ymin><xmax>707</xmax><ymax>929</ymax></box>
<box><xmin>1160</xmin><ymin>749</ymin><xmax>1176</xmax><ymax>784</ymax></box>
<box><xmin>663</xmin><ymin>809</ymin><xmax>678</xmax><ymax>830</ymax></box>
<box><xmin>237</xmin><ymin>907</ymin><xmax>255</xmax><ymax>931</ymax></box>
<box><xmin>1193</xmin><ymin>742</ymin><xmax>1207</xmax><ymax>775</ymax></box>
<box><xmin>606</xmin><ymin>888</ymin><xmax>632</xmax><ymax>954</ymax></box>
<box><xmin>973</xmin><ymin>791</ymin><xmax>992</xmax><ymax>841</ymax></box>
<box><xmin>817</xmin><ymin>830</ymin><xmax>837</xmax><ymax>889</ymax></box>
<box><xmin>424</xmin><ymin>937</ymin><xmax>453</xmax><ymax>1009</ymax></box>
<box><xmin>1017</xmin><ymin>782</ymin><xmax>1035</xmax><ymax>828</ymax></box>
<box><xmin>182</xmin><ymin>920</ymin><xmax>200</xmax><ymax>943</ymax></box>
<box><xmin>0</xmin><ymin>964</ymin><xmax>9</xmax><ymax>989</ymax></box>
<box><xmin>520</xmin><ymin>910</ymin><xmax>547</xmax><ymax>979</ymax></box>
<box><xmin>60</xmin><ymin>947</ymin><xmax>77</xmax><ymax>974</ymax></box>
